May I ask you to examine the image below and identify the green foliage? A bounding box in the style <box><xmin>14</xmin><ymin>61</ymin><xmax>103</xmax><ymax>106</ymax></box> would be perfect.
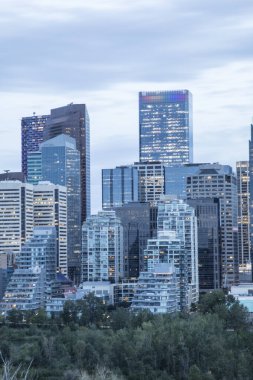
<box><xmin>1</xmin><ymin>291</ymin><xmax>253</xmax><ymax>379</ymax></box>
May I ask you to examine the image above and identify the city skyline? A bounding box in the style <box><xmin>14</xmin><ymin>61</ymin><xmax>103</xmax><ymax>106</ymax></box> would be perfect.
<box><xmin>1</xmin><ymin>1</ymin><xmax>253</xmax><ymax>212</ymax></box>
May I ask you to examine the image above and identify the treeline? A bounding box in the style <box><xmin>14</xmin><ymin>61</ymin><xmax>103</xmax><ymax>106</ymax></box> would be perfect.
<box><xmin>0</xmin><ymin>291</ymin><xmax>252</xmax><ymax>380</ymax></box>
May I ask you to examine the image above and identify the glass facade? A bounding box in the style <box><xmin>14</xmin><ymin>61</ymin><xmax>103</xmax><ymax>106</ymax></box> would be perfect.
<box><xmin>102</xmin><ymin>166</ymin><xmax>138</xmax><ymax>209</ymax></box>
<box><xmin>187</xmin><ymin>198</ymin><xmax>221</xmax><ymax>291</ymax></box>
<box><xmin>165</xmin><ymin>163</ymin><xmax>206</xmax><ymax>199</ymax></box>
<box><xmin>186</xmin><ymin>164</ymin><xmax>238</xmax><ymax>287</ymax></box>
<box><xmin>40</xmin><ymin>134</ymin><xmax>81</xmax><ymax>282</ymax></box>
<box><xmin>236</xmin><ymin>161</ymin><xmax>250</xmax><ymax>268</ymax></box>
<box><xmin>27</xmin><ymin>151</ymin><xmax>42</xmax><ymax>185</ymax></box>
<box><xmin>139</xmin><ymin>90</ymin><xmax>193</xmax><ymax>165</ymax></box>
<box><xmin>21</xmin><ymin>114</ymin><xmax>49</xmax><ymax>178</ymax></box>
<box><xmin>44</xmin><ymin>104</ymin><xmax>90</xmax><ymax>222</ymax></box>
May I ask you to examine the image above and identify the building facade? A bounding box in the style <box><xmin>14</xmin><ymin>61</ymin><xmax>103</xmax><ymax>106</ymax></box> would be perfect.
<box><xmin>186</xmin><ymin>163</ymin><xmax>238</xmax><ymax>287</ymax></box>
<box><xmin>43</xmin><ymin>103</ymin><xmax>90</xmax><ymax>222</ymax></box>
<box><xmin>40</xmin><ymin>134</ymin><xmax>81</xmax><ymax>281</ymax></box>
<box><xmin>133</xmin><ymin>161</ymin><xmax>165</xmax><ymax>206</ymax></box>
<box><xmin>82</xmin><ymin>211</ymin><xmax>123</xmax><ymax>283</ymax></box>
<box><xmin>0</xmin><ymin>181</ymin><xmax>34</xmax><ymax>261</ymax></box>
<box><xmin>131</xmin><ymin>263</ymin><xmax>179</xmax><ymax>314</ymax></box>
<box><xmin>236</xmin><ymin>161</ymin><xmax>250</xmax><ymax>270</ymax></box>
<box><xmin>27</xmin><ymin>151</ymin><xmax>42</xmax><ymax>185</ymax></box>
<box><xmin>102</xmin><ymin>166</ymin><xmax>138</xmax><ymax>209</ymax></box>
<box><xmin>113</xmin><ymin>202</ymin><xmax>151</xmax><ymax>278</ymax></box>
<box><xmin>187</xmin><ymin>198</ymin><xmax>221</xmax><ymax>291</ymax></box>
<box><xmin>139</xmin><ymin>90</ymin><xmax>193</xmax><ymax>165</ymax></box>
<box><xmin>33</xmin><ymin>182</ymin><xmax>68</xmax><ymax>275</ymax></box>
<box><xmin>21</xmin><ymin>114</ymin><xmax>49</xmax><ymax>179</ymax></box>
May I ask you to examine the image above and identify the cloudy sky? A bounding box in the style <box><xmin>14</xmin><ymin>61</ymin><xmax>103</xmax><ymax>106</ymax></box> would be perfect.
<box><xmin>1</xmin><ymin>0</ymin><xmax>253</xmax><ymax>211</ymax></box>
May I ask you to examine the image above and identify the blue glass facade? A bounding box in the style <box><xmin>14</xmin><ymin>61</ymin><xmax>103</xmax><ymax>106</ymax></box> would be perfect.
<box><xmin>27</xmin><ymin>151</ymin><xmax>42</xmax><ymax>185</ymax></box>
<box><xmin>139</xmin><ymin>90</ymin><xmax>193</xmax><ymax>165</ymax></box>
<box><xmin>40</xmin><ymin>134</ymin><xmax>81</xmax><ymax>282</ymax></box>
<box><xmin>102</xmin><ymin>166</ymin><xmax>138</xmax><ymax>209</ymax></box>
<box><xmin>165</xmin><ymin>164</ymin><xmax>206</xmax><ymax>199</ymax></box>
<box><xmin>21</xmin><ymin>114</ymin><xmax>49</xmax><ymax>178</ymax></box>
<box><xmin>43</xmin><ymin>104</ymin><xmax>90</xmax><ymax>222</ymax></box>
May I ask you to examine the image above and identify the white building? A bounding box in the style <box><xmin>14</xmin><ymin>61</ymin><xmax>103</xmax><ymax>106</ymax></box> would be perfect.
<box><xmin>33</xmin><ymin>182</ymin><xmax>67</xmax><ymax>275</ymax></box>
<box><xmin>82</xmin><ymin>211</ymin><xmax>123</xmax><ymax>283</ymax></box>
<box><xmin>0</xmin><ymin>266</ymin><xmax>46</xmax><ymax>312</ymax></box>
<box><xmin>131</xmin><ymin>263</ymin><xmax>179</xmax><ymax>314</ymax></box>
<box><xmin>0</xmin><ymin>181</ymin><xmax>34</xmax><ymax>261</ymax></box>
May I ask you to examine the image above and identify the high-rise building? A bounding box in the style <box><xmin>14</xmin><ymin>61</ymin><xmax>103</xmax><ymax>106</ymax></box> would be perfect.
<box><xmin>236</xmin><ymin>161</ymin><xmax>250</xmax><ymax>271</ymax></box>
<box><xmin>157</xmin><ymin>198</ymin><xmax>199</xmax><ymax>307</ymax></box>
<box><xmin>21</xmin><ymin>114</ymin><xmax>49</xmax><ymax>179</ymax></box>
<box><xmin>187</xmin><ymin>198</ymin><xmax>221</xmax><ymax>292</ymax></box>
<box><xmin>165</xmin><ymin>164</ymin><xmax>208</xmax><ymax>199</ymax></box>
<box><xmin>27</xmin><ymin>151</ymin><xmax>42</xmax><ymax>185</ymax></box>
<box><xmin>17</xmin><ymin>227</ymin><xmax>57</xmax><ymax>283</ymax></box>
<box><xmin>82</xmin><ymin>211</ymin><xmax>123</xmax><ymax>283</ymax></box>
<box><xmin>40</xmin><ymin>134</ymin><xmax>81</xmax><ymax>281</ymax></box>
<box><xmin>186</xmin><ymin>163</ymin><xmax>238</xmax><ymax>287</ymax></box>
<box><xmin>133</xmin><ymin>161</ymin><xmax>165</xmax><ymax>206</ymax></box>
<box><xmin>0</xmin><ymin>181</ymin><xmax>34</xmax><ymax>261</ymax></box>
<box><xmin>131</xmin><ymin>263</ymin><xmax>179</xmax><ymax>314</ymax></box>
<box><xmin>0</xmin><ymin>266</ymin><xmax>46</xmax><ymax>312</ymax></box>
<box><xmin>102</xmin><ymin>166</ymin><xmax>138</xmax><ymax>209</ymax></box>
<box><xmin>113</xmin><ymin>202</ymin><xmax>151</xmax><ymax>278</ymax></box>
<box><xmin>43</xmin><ymin>104</ymin><xmax>90</xmax><ymax>222</ymax></box>
<box><xmin>249</xmin><ymin>126</ymin><xmax>253</xmax><ymax>280</ymax></box>
<box><xmin>33</xmin><ymin>182</ymin><xmax>67</xmax><ymax>275</ymax></box>
<box><xmin>139</xmin><ymin>90</ymin><xmax>193</xmax><ymax>165</ymax></box>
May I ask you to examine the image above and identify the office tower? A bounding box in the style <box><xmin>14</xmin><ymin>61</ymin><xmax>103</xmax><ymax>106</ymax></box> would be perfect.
<box><xmin>33</xmin><ymin>182</ymin><xmax>67</xmax><ymax>275</ymax></box>
<box><xmin>27</xmin><ymin>151</ymin><xmax>42</xmax><ymax>184</ymax></box>
<box><xmin>186</xmin><ymin>163</ymin><xmax>238</xmax><ymax>287</ymax></box>
<box><xmin>157</xmin><ymin>198</ymin><xmax>198</xmax><ymax>307</ymax></box>
<box><xmin>82</xmin><ymin>211</ymin><xmax>123</xmax><ymax>283</ymax></box>
<box><xmin>165</xmin><ymin>163</ymin><xmax>208</xmax><ymax>199</ymax></box>
<box><xmin>21</xmin><ymin>114</ymin><xmax>49</xmax><ymax>178</ymax></box>
<box><xmin>139</xmin><ymin>90</ymin><xmax>193</xmax><ymax>165</ymax></box>
<box><xmin>17</xmin><ymin>227</ymin><xmax>57</xmax><ymax>283</ymax></box>
<box><xmin>0</xmin><ymin>253</ymin><xmax>15</xmax><ymax>300</ymax></box>
<box><xmin>0</xmin><ymin>266</ymin><xmax>46</xmax><ymax>312</ymax></box>
<box><xmin>102</xmin><ymin>166</ymin><xmax>138</xmax><ymax>209</ymax></box>
<box><xmin>133</xmin><ymin>161</ymin><xmax>165</xmax><ymax>205</ymax></box>
<box><xmin>187</xmin><ymin>198</ymin><xmax>221</xmax><ymax>292</ymax></box>
<box><xmin>131</xmin><ymin>263</ymin><xmax>179</xmax><ymax>314</ymax></box>
<box><xmin>250</xmin><ymin>125</ymin><xmax>253</xmax><ymax>280</ymax></box>
<box><xmin>40</xmin><ymin>134</ymin><xmax>81</xmax><ymax>281</ymax></box>
<box><xmin>113</xmin><ymin>202</ymin><xmax>151</xmax><ymax>278</ymax></box>
<box><xmin>0</xmin><ymin>181</ymin><xmax>34</xmax><ymax>260</ymax></box>
<box><xmin>43</xmin><ymin>103</ymin><xmax>90</xmax><ymax>222</ymax></box>
<box><xmin>236</xmin><ymin>162</ymin><xmax>250</xmax><ymax>271</ymax></box>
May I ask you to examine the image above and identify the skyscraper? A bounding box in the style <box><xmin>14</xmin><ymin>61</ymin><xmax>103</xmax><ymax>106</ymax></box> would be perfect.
<box><xmin>139</xmin><ymin>90</ymin><xmax>193</xmax><ymax>165</ymax></box>
<box><xmin>21</xmin><ymin>114</ymin><xmax>49</xmax><ymax>178</ymax></box>
<box><xmin>43</xmin><ymin>104</ymin><xmax>90</xmax><ymax>222</ymax></box>
<box><xmin>0</xmin><ymin>181</ymin><xmax>34</xmax><ymax>261</ymax></box>
<box><xmin>40</xmin><ymin>135</ymin><xmax>81</xmax><ymax>281</ymax></box>
<box><xmin>186</xmin><ymin>163</ymin><xmax>238</xmax><ymax>287</ymax></box>
<box><xmin>102</xmin><ymin>166</ymin><xmax>138</xmax><ymax>209</ymax></box>
<box><xmin>236</xmin><ymin>161</ymin><xmax>250</xmax><ymax>270</ymax></box>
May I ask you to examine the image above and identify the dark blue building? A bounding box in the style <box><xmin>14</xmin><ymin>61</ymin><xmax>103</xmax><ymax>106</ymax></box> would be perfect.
<box><xmin>139</xmin><ymin>90</ymin><xmax>193</xmax><ymax>165</ymax></box>
<box><xmin>21</xmin><ymin>114</ymin><xmax>49</xmax><ymax>178</ymax></box>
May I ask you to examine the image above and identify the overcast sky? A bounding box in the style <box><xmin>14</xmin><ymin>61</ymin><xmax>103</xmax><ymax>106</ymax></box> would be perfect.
<box><xmin>1</xmin><ymin>0</ymin><xmax>253</xmax><ymax>212</ymax></box>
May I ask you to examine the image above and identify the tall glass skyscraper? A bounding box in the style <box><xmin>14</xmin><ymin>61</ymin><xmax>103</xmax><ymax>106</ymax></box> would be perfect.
<box><xmin>139</xmin><ymin>90</ymin><xmax>193</xmax><ymax>165</ymax></box>
<box><xmin>21</xmin><ymin>114</ymin><xmax>49</xmax><ymax>178</ymax></box>
<box><xmin>40</xmin><ymin>134</ymin><xmax>81</xmax><ymax>282</ymax></box>
<box><xmin>43</xmin><ymin>104</ymin><xmax>90</xmax><ymax>222</ymax></box>
<box><xmin>102</xmin><ymin>166</ymin><xmax>138</xmax><ymax>209</ymax></box>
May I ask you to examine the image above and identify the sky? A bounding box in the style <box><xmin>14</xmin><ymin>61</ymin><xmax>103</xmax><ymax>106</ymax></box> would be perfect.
<box><xmin>1</xmin><ymin>0</ymin><xmax>253</xmax><ymax>212</ymax></box>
